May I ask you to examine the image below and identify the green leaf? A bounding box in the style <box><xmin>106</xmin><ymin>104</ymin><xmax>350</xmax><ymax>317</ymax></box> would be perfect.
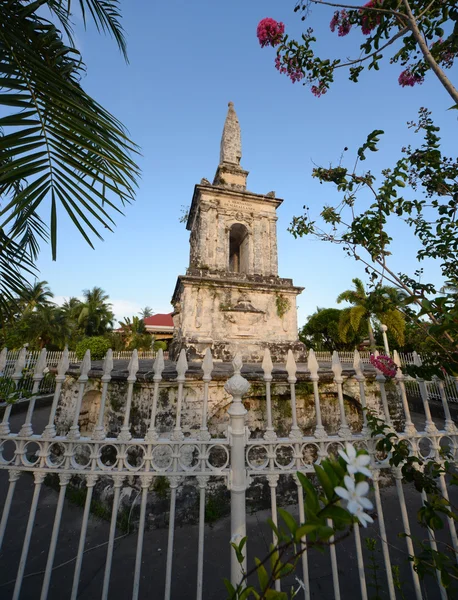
<box><xmin>278</xmin><ymin>508</ymin><xmax>297</xmax><ymax>536</ymax></box>
<box><xmin>314</xmin><ymin>465</ymin><xmax>334</xmax><ymax>500</ymax></box>
<box><xmin>296</xmin><ymin>472</ymin><xmax>320</xmax><ymax>513</ymax></box>
<box><xmin>255</xmin><ymin>557</ymin><xmax>269</xmax><ymax>591</ymax></box>
<box><xmin>320</xmin><ymin>505</ymin><xmax>353</xmax><ymax>524</ymax></box>
<box><xmin>295</xmin><ymin>523</ymin><xmax>318</xmax><ymax>541</ymax></box>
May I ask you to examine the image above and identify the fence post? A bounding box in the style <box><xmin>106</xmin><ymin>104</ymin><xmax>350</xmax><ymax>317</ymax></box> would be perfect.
<box><xmin>380</xmin><ymin>324</ymin><xmax>390</xmax><ymax>356</ymax></box>
<box><xmin>225</xmin><ymin>354</ymin><xmax>250</xmax><ymax>588</ymax></box>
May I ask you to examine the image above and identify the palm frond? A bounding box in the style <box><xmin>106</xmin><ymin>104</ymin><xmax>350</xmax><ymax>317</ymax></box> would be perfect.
<box><xmin>0</xmin><ymin>1</ymin><xmax>139</xmax><ymax>260</ymax></box>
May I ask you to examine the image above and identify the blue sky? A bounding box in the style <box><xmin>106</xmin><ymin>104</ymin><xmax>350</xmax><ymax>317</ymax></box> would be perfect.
<box><xmin>35</xmin><ymin>1</ymin><xmax>457</xmax><ymax>326</ymax></box>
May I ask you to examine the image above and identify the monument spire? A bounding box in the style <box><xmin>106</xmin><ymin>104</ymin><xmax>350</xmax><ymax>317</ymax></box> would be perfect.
<box><xmin>213</xmin><ymin>101</ymin><xmax>248</xmax><ymax>190</ymax></box>
<box><xmin>220</xmin><ymin>101</ymin><xmax>242</xmax><ymax>166</ymax></box>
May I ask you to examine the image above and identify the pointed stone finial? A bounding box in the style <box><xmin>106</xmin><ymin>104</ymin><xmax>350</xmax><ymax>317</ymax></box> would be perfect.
<box><xmin>331</xmin><ymin>351</ymin><xmax>343</xmax><ymax>380</ymax></box>
<box><xmin>307</xmin><ymin>349</ymin><xmax>319</xmax><ymax>379</ymax></box>
<box><xmin>262</xmin><ymin>348</ymin><xmax>273</xmax><ymax>380</ymax></box>
<box><xmin>232</xmin><ymin>353</ymin><xmax>243</xmax><ymax>376</ymax></box>
<box><xmin>13</xmin><ymin>347</ymin><xmax>27</xmax><ymax>378</ymax></box>
<box><xmin>0</xmin><ymin>348</ymin><xmax>7</xmax><ymax>375</ymax></box>
<box><xmin>286</xmin><ymin>350</ymin><xmax>297</xmax><ymax>383</ymax></box>
<box><xmin>176</xmin><ymin>349</ymin><xmax>188</xmax><ymax>381</ymax></box>
<box><xmin>102</xmin><ymin>349</ymin><xmax>113</xmax><ymax>380</ymax></box>
<box><xmin>220</xmin><ymin>102</ymin><xmax>242</xmax><ymax>166</ymax></box>
<box><xmin>127</xmin><ymin>349</ymin><xmax>139</xmax><ymax>382</ymax></box>
<box><xmin>413</xmin><ymin>351</ymin><xmax>422</xmax><ymax>367</ymax></box>
<box><xmin>80</xmin><ymin>350</ymin><xmax>91</xmax><ymax>380</ymax></box>
<box><xmin>353</xmin><ymin>350</ymin><xmax>364</xmax><ymax>378</ymax></box>
<box><xmin>57</xmin><ymin>347</ymin><xmax>70</xmax><ymax>378</ymax></box>
<box><xmin>153</xmin><ymin>348</ymin><xmax>165</xmax><ymax>381</ymax></box>
<box><xmin>34</xmin><ymin>348</ymin><xmax>47</xmax><ymax>378</ymax></box>
<box><xmin>202</xmin><ymin>348</ymin><xmax>213</xmax><ymax>381</ymax></box>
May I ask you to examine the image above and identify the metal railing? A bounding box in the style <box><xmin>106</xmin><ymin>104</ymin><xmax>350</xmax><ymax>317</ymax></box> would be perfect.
<box><xmin>0</xmin><ymin>346</ymin><xmax>457</xmax><ymax>598</ymax></box>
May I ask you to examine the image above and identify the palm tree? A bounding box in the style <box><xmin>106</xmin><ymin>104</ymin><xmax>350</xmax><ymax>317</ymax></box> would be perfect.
<box><xmin>139</xmin><ymin>306</ymin><xmax>154</xmax><ymax>319</ymax></box>
<box><xmin>337</xmin><ymin>278</ymin><xmax>406</xmax><ymax>349</ymax></box>
<box><xmin>21</xmin><ymin>280</ymin><xmax>54</xmax><ymax>313</ymax></box>
<box><xmin>78</xmin><ymin>287</ymin><xmax>114</xmax><ymax>337</ymax></box>
<box><xmin>118</xmin><ymin>316</ymin><xmax>146</xmax><ymax>348</ymax></box>
<box><xmin>0</xmin><ymin>1</ymin><xmax>139</xmax><ymax>305</ymax></box>
<box><xmin>21</xmin><ymin>305</ymin><xmax>71</xmax><ymax>349</ymax></box>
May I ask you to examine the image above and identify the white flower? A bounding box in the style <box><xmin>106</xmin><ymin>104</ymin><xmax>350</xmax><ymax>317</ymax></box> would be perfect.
<box><xmin>338</xmin><ymin>443</ymin><xmax>372</xmax><ymax>478</ymax></box>
<box><xmin>354</xmin><ymin>506</ymin><xmax>374</xmax><ymax>528</ymax></box>
<box><xmin>43</xmin><ymin>367</ymin><xmax>50</xmax><ymax>374</ymax></box>
<box><xmin>335</xmin><ymin>475</ymin><xmax>374</xmax><ymax>527</ymax></box>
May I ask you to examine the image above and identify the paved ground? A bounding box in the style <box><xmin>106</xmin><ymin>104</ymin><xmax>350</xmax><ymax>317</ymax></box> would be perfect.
<box><xmin>0</xmin><ymin>407</ymin><xmax>455</xmax><ymax>599</ymax></box>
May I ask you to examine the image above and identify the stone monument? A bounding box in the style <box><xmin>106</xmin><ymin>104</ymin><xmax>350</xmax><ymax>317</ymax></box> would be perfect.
<box><xmin>170</xmin><ymin>102</ymin><xmax>306</xmax><ymax>361</ymax></box>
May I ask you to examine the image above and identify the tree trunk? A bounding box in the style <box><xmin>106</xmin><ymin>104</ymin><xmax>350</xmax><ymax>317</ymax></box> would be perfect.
<box><xmin>367</xmin><ymin>319</ymin><xmax>376</xmax><ymax>351</ymax></box>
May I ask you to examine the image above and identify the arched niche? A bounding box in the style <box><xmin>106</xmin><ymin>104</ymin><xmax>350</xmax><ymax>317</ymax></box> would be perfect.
<box><xmin>229</xmin><ymin>223</ymin><xmax>249</xmax><ymax>273</ymax></box>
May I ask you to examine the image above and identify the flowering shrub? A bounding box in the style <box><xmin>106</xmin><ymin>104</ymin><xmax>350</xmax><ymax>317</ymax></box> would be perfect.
<box><xmin>370</xmin><ymin>353</ymin><xmax>397</xmax><ymax>378</ymax></box>
<box><xmin>398</xmin><ymin>68</ymin><xmax>425</xmax><ymax>87</ymax></box>
<box><xmin>275</xmin><ymin>54</ymin><xmax>304</xmax><ymax>84</ymax></box>
<box><xmin>256</xmin><ymin>18</ymin><xmax>285</xmax><ymax>48</ymax></box>
<box><xmin>329</xmin><ymin>10</ymin><xmax>351</xmax><ymax>37</ymax></box>
<box><xmin>360</xmin><ymin>0</ymin><xmax>383</xmax><ymax>35</ymax></box>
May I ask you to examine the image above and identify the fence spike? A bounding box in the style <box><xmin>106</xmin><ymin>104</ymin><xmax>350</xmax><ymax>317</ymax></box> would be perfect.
<box><xmin>102</xmin><ymin>349</ymin><xmax>113</xmax><ymax>378</ymax></box>
<box><xmin>412</xmin><ymin>351</ymin><xmax>422</xmax><ymax>367</ymax></box>
<box><xmin>80</xmin><ymin>350</ymin><xmax>91</xmax><ymax>378</ymax></box>
<box><xmin>353</xmin><ymin>350</ymin><xmax>364</xmax><ymax>378</ymax></box>
<box><xmin>13</xmin><ymin>347</ymin><xmax>27</xmax><ymax>378</ymax></box>
<box><xmin>34</xmin><ymin>349</ymin><xmax>47</xmax><ymax>377</ymax></box>
<box><xmin>127</xmin><ymin>349</ymin><xmax>139</xmax><ymax>380</ymax></box>
<box><xmin>176</xmin><ymin>349</ymin><xmax>188</xmax><ymax>380</ymax></box>
<box><xmin>231</xmin><ymin>353</ymin><xmax>242</xmax><ymax>376</ymax></box>
<box><xmin>153</xmin><ymin>348</ymin><xmax>165</xmax><ymax>380</ymax></box>
<box><xmin>0</xmin><ymin>347</ymin><xmax>7</xmax><ymax>374</ymax></box>
<box><xmin>262</xmin><ymin>348</ymin><xmax>273</xmax><ymax>379</ymax></box>
<box><xmin>202</xmin><ymin>348</ymin><xmax>213</xmax><ymax>380</ymax></box>
<box><xmin>393</xmin><ymin>350</ymin><xmax>402</xmax><ymax>370</ymax></box>
<box><xmin>307</xmin><ymin>348</ymin><xmax>319</xmax><ymax>377</ymax></box>
<box><xmin>331</xmin><ymin>350</ymin><xmax>342</xmax><ymax>379</ymax></box>
<box><xmin>57</xmin><ymin>348</ymin><xmax>70</xmax><ymax>378</ymax></box>
<box><xmin>285</xmin><ymin>350</ymin><xmax>297</xmax><ymax>380</ymax></box>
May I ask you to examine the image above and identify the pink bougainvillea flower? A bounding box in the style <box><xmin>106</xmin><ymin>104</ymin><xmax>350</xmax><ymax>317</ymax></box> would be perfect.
<box><xmin>360</xmin><ymin>0</ymin><xmax>382</xmax><ymax>35</ymax></box>
<box><xmin>330</xmin><ymin>10</ymin><xmax>352</xmax><ymax>37</ymax></box>
<box><xmin>311</xmin><ymin>82</ymin><xmax>327</xmax><ymax>97</ymax></box>
<box><xmin>257</xmin><ymin>18</ymin><xmax>285</xmax><ymax>48</ymax></box>
<box><xmin>370</xmin><ymin>354</ymin><xmax>398</xmax><ymax>378</ymax></box>
<box><xmin>398</xmin><ymin>68</ymin><xmax>424</xmax><ymax>87</ymax></box>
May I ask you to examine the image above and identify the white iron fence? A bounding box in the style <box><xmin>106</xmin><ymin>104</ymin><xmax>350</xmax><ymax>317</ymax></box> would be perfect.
<box><xmin>0</xmin><ymin>347</ymin><xmax>457</xmax><ymax>599</ymax></box>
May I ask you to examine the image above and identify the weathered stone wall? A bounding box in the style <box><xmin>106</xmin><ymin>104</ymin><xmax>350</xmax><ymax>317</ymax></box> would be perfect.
<box><xmin>56</xmin><ymin>369</ymin><xmax>402</xmax><ymax>439</ymax></box>
<box><xmin>55</xmin><ymin>365</ymin><xmax>403</xmax><ymax>529</ymax></box>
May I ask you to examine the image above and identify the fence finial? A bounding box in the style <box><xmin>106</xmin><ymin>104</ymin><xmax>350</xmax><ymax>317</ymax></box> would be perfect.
<box><xmin>57</xmin><ymin>347</ymin><xmax>70</xmax><ymax>378</ymax></box>
<box><xmin>80</xmin><ymin>350</ymin><xmax>91</xmax><ymax>379</ymax></box>
<box><xmin>127</xmin><ymin>349</ymin><xmax>139</xmax><ymax>381</ymax></box>
<box><xmin>393</xmin><ymin>349</ymin><xmax>402</xmax><ymax>371</ymax></box>
<box><xmin>13</xmin><ymin>347</ymin><xmax>27</xmax><ymax>378</ymax></box>
<box><xmin>34</xmin><ymin>348</ymin><xmax>47</xmax><ymax>377</ymax></box>
<box><xmin>0</xmin><ymin>347</ymin><xmax>7</xmax><ymax>374</ymax></box>
<box><xmin>153</xmin><ymin>348</ymin><xmax>165</xmax><ymax>381</ymax></box>
<box><xmin>353</xmin><ymin>349</ymin><xmax>364</xmax><ymax>378</ymax></box>
<box><xmin>286</xmin><ymin>350</ymin><xmax>297</xmax><ymax>382</ymax></box>
<box><xmin>232</xmin><ymin>353</ymin><xmax>243</xmax><ymax>376</ymax></box>
<box><xmin>331</xmin><ymin>350</ymin><xmax>342</xmax><ymax>379</ymax></box>
<box><xmin>176</xmin><ymin>349</ymin><xmax>188</xmax><ymax>381</ymax></box>
<box><xmin>413</xmin><ymin>351</ymin><xmax>422</xmax><ymax>367</ymax></box>
<box><xmin>202</xmin><ymin>348</ymin><xmax>213</xmax><ymax>380</ymax></box>
<box><xmin>102</xmin><ymin>349</ymin><xmax>113</xmax><ymax>379</ymax></box>
<box><xmin>262</xmin><ymin>348</ymin><xmax>273</xmax><ymax>379</ymax></box>
<box><xmin>307</xmin><ymin>348</ymin><xmax>319</xmax><ymax>378</ymax></box>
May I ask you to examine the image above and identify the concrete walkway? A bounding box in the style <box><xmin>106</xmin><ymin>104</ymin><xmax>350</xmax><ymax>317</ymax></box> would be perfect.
<box><xmin>0</xmin><ymin>407</ymin><xmax>454</xmax><ymax>599</ymax></box>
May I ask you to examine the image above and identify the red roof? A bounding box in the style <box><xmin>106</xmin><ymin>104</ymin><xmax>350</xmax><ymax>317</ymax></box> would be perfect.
<box><xmin>143</xmin><ymin>313</ymin><xmax>174</xmax><ymax>327</ymax></box>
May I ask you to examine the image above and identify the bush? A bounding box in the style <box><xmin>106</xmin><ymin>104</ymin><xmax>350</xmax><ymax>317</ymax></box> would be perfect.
<box><xmin>153</xmin><ymin>340</ymin><xmax>167</xmax><ymax>351</ymax></box>
<box><xmin>75</xmin><ymin>337</ymin><xmax>111</xmax><ymax>360</ymax></box>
